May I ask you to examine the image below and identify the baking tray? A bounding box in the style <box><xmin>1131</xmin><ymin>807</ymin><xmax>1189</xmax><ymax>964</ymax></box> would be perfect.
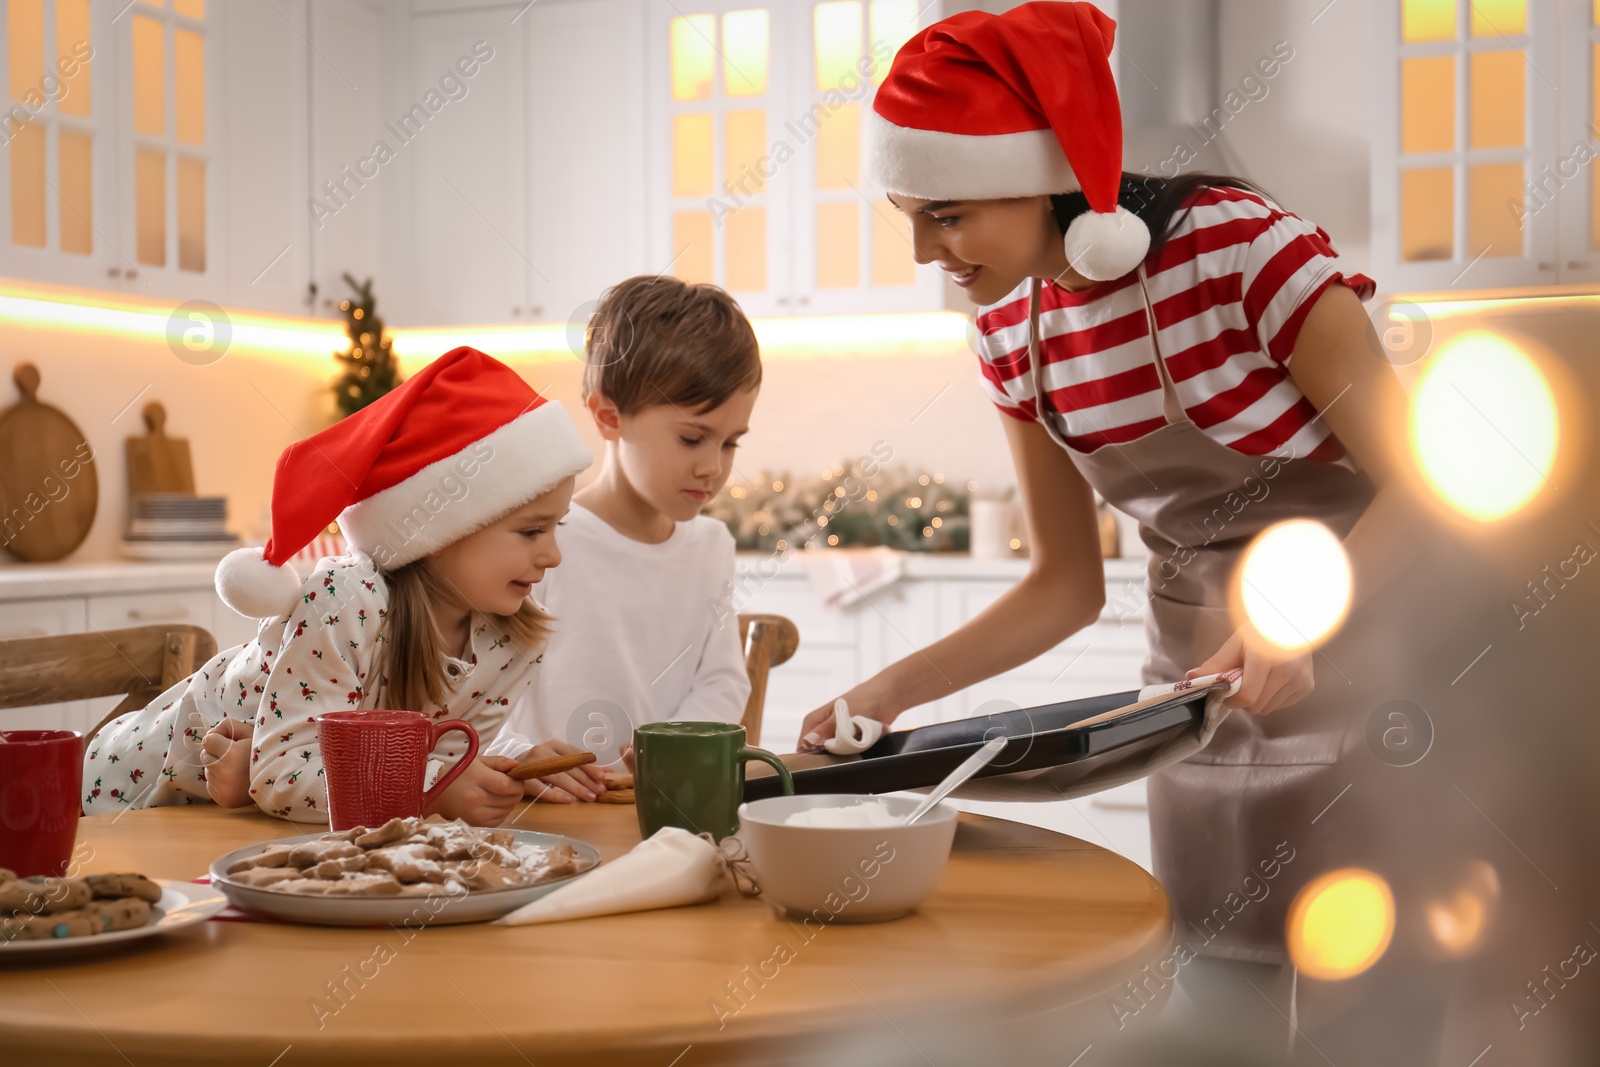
<box><xmin>743</xmin><ymin>686</ymin><xmax>1209</xmax><ymax>801</ymax></box>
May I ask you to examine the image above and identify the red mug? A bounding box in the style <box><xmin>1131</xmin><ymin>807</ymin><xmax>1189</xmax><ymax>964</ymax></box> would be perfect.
<box><xmin>315</xmin><ymin>711</ymin><xmax>480</xmax><ymax>831</ymax></box>
<box><xmin>0</xmin><ymin>730</ymin><xmax>83</xmax><ymax>877</ymax></box>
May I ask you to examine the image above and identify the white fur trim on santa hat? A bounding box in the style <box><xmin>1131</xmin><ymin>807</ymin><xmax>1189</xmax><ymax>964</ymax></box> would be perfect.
<box><xmin>216</xmin><ymin>545</ymin><xmax>304</xmax><ymax>620</ymax></box>
<box><xmin>1063</xmin><ymin>206</ymin><xmax>1151</xmax><ymax>282</ymax></box>
<box><xmin>865</xmin><ymin>108</ymin><xmax>1079</xmax><ymax>200</ymax></box>
<box><xmin>337</xmin><ymin>401</ymin><xmax>591</xmax><ymax>571</ymax></box>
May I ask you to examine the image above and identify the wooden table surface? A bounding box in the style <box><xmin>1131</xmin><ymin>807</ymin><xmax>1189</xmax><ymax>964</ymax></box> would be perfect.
<box><xmin>0</xmin><ymin>802</ymin><xmax>1173</xmax><ymax>1066</ymax></box>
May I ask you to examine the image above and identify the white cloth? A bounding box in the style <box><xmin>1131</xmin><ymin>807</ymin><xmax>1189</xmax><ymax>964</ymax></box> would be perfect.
<box><xmin>800</xmin><ymin>546</ymin><xmax>906</xmax><ymax>608</ymax></box>
<box><xmin>822</xmin><ymin>698</ymin><xmax>886</xmax><ymax>755</ymax></box>
<box><xmin>493</xmin><ymin>826</ymin><xmax>726</xmax><ymax>925</ymax></box>
<box><xmin>82</xmin><ymin>553</ymin><xmax>538</xmax><ymax>823</ymax></box>
<box><xmin>488</xmin><ymin>504</ymin><xmax>750</xmax><ymax>759</ymax></box>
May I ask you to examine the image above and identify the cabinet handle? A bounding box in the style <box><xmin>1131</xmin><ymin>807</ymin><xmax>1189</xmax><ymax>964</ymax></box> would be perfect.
<box><xmin>776</xmin><ymin>296</ymin><xmax>789</xmax><ymax>305</ymax></box>
<box><xmin>1090</xmin><ymin>797</ymin><xmax>1148</xmax><ymax>813</ymax></box>
<box><xmin>529</xmin><ymin>306</ymin><xmax>542</xmax><ymax>317</ymax></box>
<box><xmin>1537</xmin><ymin>261</ymin><xmax>1557</xmax><ymax>271</ymax></box>
<box><xmin>0</xmin><ymin>627</ymin><xmax>48</xmax><ymax>639</ymax></box>
<box><xmin>128</xmin><ymin>606</ymin><xmax>190</xmax><ymax>621</ymax></box>
<box><xmin>1569</xmin><ymin>260</ymin><xmax>1591</xmax><ymax>270</ymax></box>
<box><xmin>106</xmin><ymin>266</ymin><xmax>120</xmax><ymax>279</ymax></box>
<box><xmin>798</xmin><ymin>296</ymin><xmax>810</xmax><ymax>306</ymax></box>
<box><xmin>511</xmin><ymin>306</ymin><xmax>521</xmax><ymax>316</ymax></box>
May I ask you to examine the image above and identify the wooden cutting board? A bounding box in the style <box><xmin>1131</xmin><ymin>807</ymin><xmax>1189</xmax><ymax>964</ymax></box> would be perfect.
<box><xmin>125</xmin><ymin>400</ymin><xmax>195</xmax><ymax>496</ymax></box>
<box><xmin>0</xmin><ymin>362</ymin><xmax>98</xmax><ymax>562</ymax></box>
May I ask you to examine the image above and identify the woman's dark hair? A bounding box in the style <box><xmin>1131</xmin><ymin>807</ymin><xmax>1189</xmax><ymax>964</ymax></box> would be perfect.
<box><xmin>1049</xmin><ymin>172</ymin><xmax>1274</xmax><ymax>259</ymax></box>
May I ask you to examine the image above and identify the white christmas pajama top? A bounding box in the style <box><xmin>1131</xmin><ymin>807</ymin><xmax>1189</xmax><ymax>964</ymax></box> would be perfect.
<box><xmin>81</xmin><ymin>553</ymin><xmax>542</xmax><ymax>823</ymax></box>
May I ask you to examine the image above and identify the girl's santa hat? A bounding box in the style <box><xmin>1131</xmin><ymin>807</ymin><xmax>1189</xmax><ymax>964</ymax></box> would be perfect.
<box><xmin>866</xmin><ymin>1</ymin><xmax>1149</xmax><ymax>282</ymax></box>
<box><xmin>216</xmin><ymin>346</ymin><xmax>592</xmax><ymax>619</ymax></box>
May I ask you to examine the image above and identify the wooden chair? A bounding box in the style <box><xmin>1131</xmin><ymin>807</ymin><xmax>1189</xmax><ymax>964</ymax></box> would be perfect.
<box><xmin>0</xmin><ymin>625</ymin><xmax>218</xmax><ymax>748</ymax></box>
<box><xmin>736</xmin><ymin>613</ymin><xmax>798</xmax><ymax>744</ymax></box>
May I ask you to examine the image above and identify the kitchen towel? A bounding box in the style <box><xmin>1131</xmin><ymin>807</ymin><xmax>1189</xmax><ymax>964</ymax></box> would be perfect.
<box><xmin>820</xmin><ymin>698</ymin><xmax>887</xmax><ymax>756</ymax></box>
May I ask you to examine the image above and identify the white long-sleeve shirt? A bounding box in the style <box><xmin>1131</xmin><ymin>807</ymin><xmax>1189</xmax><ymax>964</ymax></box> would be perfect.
<box><xmin>82</xmin><ymin>553</ymin><xmax>539</xmax><ymax>823</ymax></box>
<box><xmin>489</xmin><ymin>503</ymin><xmax>750</xmax><ymax>759</ymax></box>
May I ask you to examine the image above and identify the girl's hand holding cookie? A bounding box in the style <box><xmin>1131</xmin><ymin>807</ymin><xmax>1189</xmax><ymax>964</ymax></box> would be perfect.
<box><xmin>517</xmin><ymin>740</ymin><xmax>608</xmax><ymax>803</ymax></box>
<box><xmin>199</xmin><ymin>718</ymin><xmax>254</xmax><ymax>809</ymax></box>
<box><xmin>428</xmin><ymin>755</ymin><xmax>524</xmax><ymax>826</ymax></box>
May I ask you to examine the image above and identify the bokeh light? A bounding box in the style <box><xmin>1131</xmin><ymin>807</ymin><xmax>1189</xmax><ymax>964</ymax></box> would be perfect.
<box><xmin>1426</xmin><ymin>860</ymin><xmax>1500</xmax><ymax>958</ymax></box>
<box><xmin>1409</xmin><ymin>331</ymin><xmax>1558</xmax><ymax>522</ymax></box>
<box><xmin>1236</xmin><ymin>520</ymin><xmax>1352</xmax><ymax>650</ymax></box>
<box><xmin>1288</xmin><ymin>868</ymin><xmax>1396</xmax><ymax>980</ymax></box>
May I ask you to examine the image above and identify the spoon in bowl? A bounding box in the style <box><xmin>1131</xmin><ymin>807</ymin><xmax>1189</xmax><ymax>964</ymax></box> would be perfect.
<box><xmin>902</xmin><ymin>735</ymin><xmax>1009</xmax><ymax>826</ymax></box>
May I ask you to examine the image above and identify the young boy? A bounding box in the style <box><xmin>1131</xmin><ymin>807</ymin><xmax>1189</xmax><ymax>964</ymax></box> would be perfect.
<box><xmin>490</xmin><ymin>275</ymin><xmax>761</xmax><ymax>802</ymax></box>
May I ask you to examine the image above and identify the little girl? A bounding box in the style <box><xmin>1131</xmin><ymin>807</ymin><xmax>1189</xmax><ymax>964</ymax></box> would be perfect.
<box><xmin>81</xmin><ymin>347</ymin><xmax>596</xmax><ymax>826</ymax></box>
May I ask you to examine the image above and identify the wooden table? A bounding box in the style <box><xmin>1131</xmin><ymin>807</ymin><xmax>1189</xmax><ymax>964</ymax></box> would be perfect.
<box><xmin>0</xmin><ymin>802</ymin><xmax>1173</xmax><ymax>1066</ymax></box>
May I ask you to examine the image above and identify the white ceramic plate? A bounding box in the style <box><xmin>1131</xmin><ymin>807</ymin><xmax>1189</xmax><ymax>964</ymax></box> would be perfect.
<box><xmin>0</xmin><ymin>881</ymin><xmax>229</xmax><ymax>958</ymax></box>
<box><xmin>208</xmin><ymin>829</ymin><xmax>602</xmax><ymax>927</ymax></box>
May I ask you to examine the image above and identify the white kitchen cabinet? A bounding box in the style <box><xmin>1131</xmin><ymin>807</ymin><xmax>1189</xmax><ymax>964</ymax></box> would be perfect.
<box><xmin>303</xmin><ymin>0</ymin><xmax>387</xmax><ymax>320</ymax></box>
<box><xmin>0</xmin><ymin>0</ymin><xmax>320</xmax><ymax>312</ymax></box>
<box><xmin>404</xmin><ymin>4</ymin><xmax>529</xmax><ymax>326</ymax></box>
<box><xmin>108</xmin><ymin>0</ymin><xmax>229</xmax><ymax>301</ymax></box>
<box><xmin>522</xmin><ymin>0</ymin><xmax>649</xmax><ymax>326</ymax></box>
<box><xmin>645</xmin><ymin>0</ymin><xmax>947</xmax><ymax>316</ymax></box>
<box><xmin>1370</xmin><ymin>0</ymin><xmax>1594</xmax><ymax>295</ymax></box>
<box><xmin>0</xmin><ymin>594</ymin><xmax>91</xmax><ymax>732</ymax></box>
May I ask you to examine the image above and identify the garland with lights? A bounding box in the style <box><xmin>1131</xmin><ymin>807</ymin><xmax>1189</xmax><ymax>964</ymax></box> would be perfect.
<box><xmin>705</xmin><ymin>462</ymin><xmax>976</xmax><ymax>553</ymax></box>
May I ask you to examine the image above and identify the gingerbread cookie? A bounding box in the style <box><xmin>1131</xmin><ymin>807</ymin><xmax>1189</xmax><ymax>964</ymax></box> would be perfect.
<box><xmin>84</xmin><ymin>873</ymin><xmax>163</xmax><ymax>904</ymax></box>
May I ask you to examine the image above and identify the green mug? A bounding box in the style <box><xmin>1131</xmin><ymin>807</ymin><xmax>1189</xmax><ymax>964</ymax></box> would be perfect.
<box><xmin>634</xmin><ymin>721</ymin><xmax>794</xmax><ymax>841</ymax></box>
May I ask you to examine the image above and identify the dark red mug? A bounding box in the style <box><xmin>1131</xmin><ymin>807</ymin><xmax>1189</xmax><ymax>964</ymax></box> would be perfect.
<box><xmin>315</xmin><ymin>711</ymin><xmax>480</xmax><ymax>831</ymax></box>
<box><xmin>0</xmin><ymin>730</ymin><xmax>83</xmax><ymax>877</ymax></box>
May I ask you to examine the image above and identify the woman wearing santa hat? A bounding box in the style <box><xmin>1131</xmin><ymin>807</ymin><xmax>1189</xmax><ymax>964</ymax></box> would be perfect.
<box><xmin>797</xmin><ymin>2</ymin><xmax>1430</xmax><ymax>1053</ymax></box>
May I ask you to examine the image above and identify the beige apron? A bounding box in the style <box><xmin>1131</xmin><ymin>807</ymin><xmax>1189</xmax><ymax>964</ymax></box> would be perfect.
<box><xmin>1026</xmin><ymin>269</ymin><xmax>1376</xmax><ymax>961</ymax></box>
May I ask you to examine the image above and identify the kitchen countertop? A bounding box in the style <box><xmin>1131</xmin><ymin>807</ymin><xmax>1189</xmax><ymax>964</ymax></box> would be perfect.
<box><xmin>0</xmin><ymin>552</ymin><xmax>1152</xmax><ymax>602</ymax></box>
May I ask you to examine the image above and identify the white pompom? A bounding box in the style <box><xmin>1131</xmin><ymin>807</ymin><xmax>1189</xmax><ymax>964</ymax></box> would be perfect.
<box><xmin>215</xmin><ymin>546</ymin><xmax>303</xmax><ymax>619</ymax></box>
<box><xmin>1063</xmin><ymin>205</ymin><xmax>1151</xmax><ymax>282</ymax></box>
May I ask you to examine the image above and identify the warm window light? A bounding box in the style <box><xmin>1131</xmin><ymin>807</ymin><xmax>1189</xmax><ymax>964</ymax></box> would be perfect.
<box><xmin>1235</xmin><ymin>519</ymin><xmax>1352</xmax><ymax>651</ymax></box>
<box><xmin>1287</xmin><ymin>869</ymin><xmax>1396</xmax><ymax>981</ymax></box>
<box><xmin>1409</xmin><ymin>331</ymin><xmax>1557</xmax><ymax>522</ymax></box>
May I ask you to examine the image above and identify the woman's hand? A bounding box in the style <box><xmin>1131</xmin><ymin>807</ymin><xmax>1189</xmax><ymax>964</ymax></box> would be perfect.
<box><xmin>199</xmin><ymin>718</ymin><xmax>255</xmax><ymax>808</ymax></box>
<box><xmin>430</xmin><ymin>755</ymin><xmax>525</xmax><ymax>825</ymax></box>
<box><xmin>795</xmin><ymin>684</ymin><xmax>900</xmax><ymax>753</ymax></box>
<box><xmin>1189</xmin><ymin>629</ymin><xmax>1315</xmax><ymax>716</ymax></box>
<box><xmin>517</xmin><ymin>739</ymin><xmax>609</xmax><ymax>803</ymax></box>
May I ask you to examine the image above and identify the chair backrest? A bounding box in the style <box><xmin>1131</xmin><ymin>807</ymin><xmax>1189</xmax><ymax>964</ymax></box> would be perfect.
<box><xmin>0</xmin><ymin>625</ymin><xmax>219</xmax><ymax>748</ymax></box>
<box><xmin>736</xmin><ymin>613</ymin><xmax>798</xmax><ymax>745</ymax></box>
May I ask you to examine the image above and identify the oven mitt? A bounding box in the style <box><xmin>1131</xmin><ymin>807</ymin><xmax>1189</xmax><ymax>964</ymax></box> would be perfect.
<box><xmin>821</xmin><ymin>698</ymin><xmax>887</xmax><ymax>756</ymax></box>
<box><xmin>1138</xmin><ymin>667</ymin><xmax>1244</xmax><ymax>747</ymax></box>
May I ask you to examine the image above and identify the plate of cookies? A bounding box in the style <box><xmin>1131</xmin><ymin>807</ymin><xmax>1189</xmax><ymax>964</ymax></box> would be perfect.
<box><xmin>209</xmin><ymin>816</ymin><xmax>602</xmax><ymax>926</ymax></box>
<box><xmin>0</xmin><ymin>869</ymin><xmax>228</xmax><ymax>956</ymax></box>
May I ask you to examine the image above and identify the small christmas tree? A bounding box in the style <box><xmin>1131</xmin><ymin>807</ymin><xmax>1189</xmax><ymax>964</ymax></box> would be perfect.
<box><xmin>332</xmin><ymin>273</ymin><xmax>400</xmax><ymax>418</ymax></box>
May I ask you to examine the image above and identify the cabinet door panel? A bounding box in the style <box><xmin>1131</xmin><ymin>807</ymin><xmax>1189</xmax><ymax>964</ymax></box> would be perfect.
<box><xmin>0</xmin><ymin>595</ymin><xmax>91</xmax><ymax>732</ymax></box>
<box><xmin>525</xmin><ymin>0</ymin><xmax>648</xmax><ymax>324</ymax></box>
<box><xmin>307</xmin><ymin>0</ymin><xmax>387</xmax><ymax>320</ymax></box>
<box><xmin>406</xmin><ymin>9</ymin><xmax>528</xmax><ymax>325</ymax></box>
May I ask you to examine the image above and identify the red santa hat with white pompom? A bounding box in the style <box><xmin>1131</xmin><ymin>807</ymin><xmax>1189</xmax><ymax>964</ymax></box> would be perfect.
<box><xmin>866</xmin><ymin>1</ymin><xmax>1149</xmax><ymax>282</ymax></box>
<box><xmin>216</xmin><ymin>346</ymin><xmax>591</xmax><ymax>619</ymax></box>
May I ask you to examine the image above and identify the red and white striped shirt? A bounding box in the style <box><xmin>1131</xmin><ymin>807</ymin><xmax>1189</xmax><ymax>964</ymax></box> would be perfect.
<box><xmin>973</xmin><ymin>186</ymin><xmax>1375</xmax><ymax>463</ymax></box>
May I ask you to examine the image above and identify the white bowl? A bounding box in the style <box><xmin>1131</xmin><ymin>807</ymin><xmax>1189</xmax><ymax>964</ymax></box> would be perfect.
<box><xmin>735</xmin><ymin>794</ymin><xmax>957</xmax><ymax>923</ymax></box>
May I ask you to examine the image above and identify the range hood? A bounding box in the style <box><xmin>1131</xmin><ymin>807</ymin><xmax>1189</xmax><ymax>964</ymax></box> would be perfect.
<box><xmin>1115</xmin><ymin>0</ymin><xmax>1246</xmax><ymax>179</ymax></box>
